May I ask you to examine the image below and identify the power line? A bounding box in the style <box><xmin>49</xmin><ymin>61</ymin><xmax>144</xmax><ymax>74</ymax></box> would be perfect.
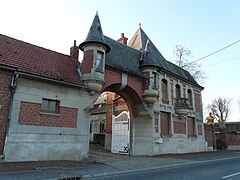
<box><xmin>169</xmin><ymin>39</ymin><xmax>240</xmax><ymax>72</ymax></box>
<box><xmin>187</xmin><ymin>39</ymin><xmax>240</xmax><ymax>65</ymax></box>
<box><xmin>203</xmin><ymin>56</ymin><xmax>240</xmax><ymax>68</ymax></box>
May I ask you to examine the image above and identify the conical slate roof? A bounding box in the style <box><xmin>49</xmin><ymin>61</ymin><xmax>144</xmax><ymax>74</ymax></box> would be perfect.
<box><xmin>128</xmin><ymin>26</ymin><xmax>167</xmax><ymax>68</ymax></box>
<box><xmin>128</xmin><ymin>26</ymin><xmax>200</xmax><ymax>87</ymax></box>
<box><xmin>79</xmin><ymin>14</ymin><xmax>202</xmax><ymax>89</ymax></box>
<box><xmin>79</xmin><ymin>13</ymin><xmax>111</xmax><ymax>53</ymax></box>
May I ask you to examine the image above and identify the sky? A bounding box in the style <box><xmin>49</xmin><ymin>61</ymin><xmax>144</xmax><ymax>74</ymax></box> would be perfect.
<box><xmin>1</xmin><ymin>0</ymin><xmax>240</xmax><ymax>122</ymax></box>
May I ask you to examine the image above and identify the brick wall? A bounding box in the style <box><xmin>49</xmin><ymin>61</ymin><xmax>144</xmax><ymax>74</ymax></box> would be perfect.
<box><xmin>226</xmin><ymin>123</ymin><xmax>240</xmax><ymax>146</ymax></box>
<box><xmin>0</xmin><ymin>70</ymin><xmax>13</xmax><ymax>153</ymax></box>
<box><xmin>105</xmin><ymin>92</ymin><xmax>114</xmax><ymax>133</ymax></box>
<box><xmin>128</xmin><ymin>75</ymin><xmax>143</xmax><ymax>102</ymax></box>
<box><xmin>174</xmin><ymin>121</ymin><xmax>186</xmax><ymax>134</ymax></box>
<box><xmin>81</xmin><ymin>50</ymin><xmax>93</xmax><ymax>74</ymax></box>
<box><xmin>18</xmin><ymin>101</ymin><xmax>78</xmax><ymax>128</ymax></box>
<box><xmin>205</xmin><ymin>123</ymin><xmax>240</xmax><ymax>147</ymax></box>
<box><xmin>205</xmin><ymin>124</ymin><xmax>216</xmax><ymax>146</ymax></box>
<box><xmin>103</xmin><ymin>69</ymin><xmax>121</xmax><ymax>89</ymax></box>
<box><xmin>227</xmin><ymin>134</ymin><xmax>240</xmax><ymax>146</ymax></box>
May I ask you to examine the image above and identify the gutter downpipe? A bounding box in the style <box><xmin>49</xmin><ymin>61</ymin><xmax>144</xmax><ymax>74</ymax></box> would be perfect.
<box><xmin>2</xmin><ymin>71</ymin><xmax>19</xmax><ymax>159</ymax></box>
<box><xmin>76</xmin><ymin>63</ymin><xmax>89</xmax><ymax>88</ymax></box>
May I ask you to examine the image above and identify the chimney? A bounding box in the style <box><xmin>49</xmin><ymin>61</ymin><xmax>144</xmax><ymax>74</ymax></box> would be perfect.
<box><xmin>70</xmin><ymin>40</ymin><xmax>79</xmax><ymax>60</ymax></box>
<box><xmin>117</xmin><ymin>33</ymin><xmax>128</xmax><ymax>45</ymax></box>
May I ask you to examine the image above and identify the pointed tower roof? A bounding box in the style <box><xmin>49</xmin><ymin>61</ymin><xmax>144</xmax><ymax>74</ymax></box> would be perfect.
<box><xmin>128</xmin><ymin>25</ymin><xmax>167</xmax><ymax>68</ymax></box>
<box><xmin>128</xmin><ymin>25</ymin><xmax>201</xmax><ymax>87</ymax></box>
<box><xmin>79</xmin><ymin>12</ymin><xmax>111</xmax><ymax>53</ymax></box>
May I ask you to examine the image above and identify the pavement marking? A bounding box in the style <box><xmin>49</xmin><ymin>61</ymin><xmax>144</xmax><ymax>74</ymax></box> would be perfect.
<box><xmin>222</xmin><ymin>172</ymin><xmax>240</xmax><ymax>179</ymax></box>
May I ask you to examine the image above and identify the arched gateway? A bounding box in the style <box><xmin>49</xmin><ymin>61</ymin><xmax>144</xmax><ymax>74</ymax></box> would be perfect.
<box><xmin>79</xmin><ymin>13</ymin><xmax>206</xmax><ymax>156</ymax></box>
<box><xmin>0</xmin><ymin>13</ymin><xmax>206</xmax><ymax>162</ymax></box>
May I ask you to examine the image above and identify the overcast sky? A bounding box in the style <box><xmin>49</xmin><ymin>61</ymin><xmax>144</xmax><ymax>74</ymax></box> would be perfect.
<box><xmin>1</xmin><ymin>0</ymin><xmax>240</xmax><ymax>121</ymax></box>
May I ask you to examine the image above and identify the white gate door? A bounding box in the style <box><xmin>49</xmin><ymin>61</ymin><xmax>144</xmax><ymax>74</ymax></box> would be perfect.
<box><xmin>111</xmin><ymin>111</ymin><xmax>130</xmax><ymax>154</ymax></box>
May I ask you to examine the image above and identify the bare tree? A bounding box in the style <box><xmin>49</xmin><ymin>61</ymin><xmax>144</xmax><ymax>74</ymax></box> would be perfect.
<box><xmin>207</xmin><ymin>98</ymin><xmax>231</xmax><ymax>122</ymax></box>
<box><xmin>207</xmin><ymin>97</ymin><xmax>232</xmax><ymax>150</ymax></box>
<box><xmin>173</xmin><ymin>44</ymin><xmax>206</xmax><ymax>84</ymax></box>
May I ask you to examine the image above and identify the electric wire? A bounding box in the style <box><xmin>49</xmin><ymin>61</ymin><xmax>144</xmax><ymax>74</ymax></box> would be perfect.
<box><xmin>203</xmin><ymin>56</ymin><xmax>240</xmax><ymax>68</ymax></box>
<box><xmin>185</xmin><ymin>39</ymin><xmax>240</xmax><ymax>66</ymax></box>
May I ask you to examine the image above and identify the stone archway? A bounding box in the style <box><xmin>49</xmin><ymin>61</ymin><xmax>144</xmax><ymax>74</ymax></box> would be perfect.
<box><xmin>99</xmin><ymin>82</ymin><xmax>147</xmax><ymax>155</ymax></box>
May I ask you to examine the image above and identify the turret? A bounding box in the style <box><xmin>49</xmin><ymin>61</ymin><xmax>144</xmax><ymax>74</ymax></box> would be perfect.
<box><xmin>142</xmin><ymin>67</ymin><xmax>159</xmax><ymax>106</ymax></box>
<box><xmin>79</xmin><ymin>12</ymin><xmax>111</xmax><ymax>95</ymax></box>
<box><xmin>128</xmin><ymin>25</ymin><xmax>159</xmax><ymax>105</ymax></box>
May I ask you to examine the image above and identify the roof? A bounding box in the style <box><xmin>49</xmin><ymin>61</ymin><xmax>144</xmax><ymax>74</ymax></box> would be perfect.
<box><xmin>0</xmin><ymin>14</ymin><xmax>202</xmax><ymax>89</ymax></box>
<box><xmin>128</xmin><ymin>27</ymin><xmax>200</xmax><ymax>86</ymax></box>
<box><xmin>105</xmin><ymin>36</ymin><xmax>143</xmax><ymax>77</ymax></box>
<box><xmin>79</xmin><ymin>13</ymin><xmax>110</xmax><ymax>53</ymax></box>
<box><xmin>0</xmin><ymin>34</ymin><xmax>83</xmax><ymax>86</ymax></box>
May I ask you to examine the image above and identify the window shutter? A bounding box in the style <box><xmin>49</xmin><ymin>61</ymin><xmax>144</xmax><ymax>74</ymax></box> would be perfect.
<box><xmin>188</xmin><ymin>117</ymin><xmax>195</xmax><ymax>136</ymax></box>
<box><xmin>161</xmin><ymin>112</ymin><xmax>170</xmax><ymax>135</ymax></box>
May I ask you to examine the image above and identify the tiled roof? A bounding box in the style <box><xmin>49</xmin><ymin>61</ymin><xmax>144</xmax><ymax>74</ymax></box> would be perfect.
<box><xmin>0</xmin><ymin>34</ymin><xmax>83</xmax><ymax>86</ymax></box>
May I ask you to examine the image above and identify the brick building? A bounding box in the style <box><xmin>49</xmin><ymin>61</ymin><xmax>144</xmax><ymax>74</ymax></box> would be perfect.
<box><xmin>0</xmin><ymin>13</ymin><xmax>206</xmax><ymax>162</ymax></box>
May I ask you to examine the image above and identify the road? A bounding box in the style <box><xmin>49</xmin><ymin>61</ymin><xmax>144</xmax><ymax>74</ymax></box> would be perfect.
<box><xmin>91</xmin><ymin>153</ymin><xmax>240</xmax><ymax>180</ymax></box>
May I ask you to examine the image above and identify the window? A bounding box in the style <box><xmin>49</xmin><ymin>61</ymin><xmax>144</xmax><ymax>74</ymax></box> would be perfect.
<box><xmin>96</xmin><ymin>51</ymin><xmax>104</xmax><ymax>71</ymax></box>
<box><xmin>161</xmin><ymin>112</ymin><xmax>170</xmax><ymax>135</ymax></box>
<box><xmin>175</xmin><ymin>84</ymin><xmax>181</xmax><ymax>99</ymax></box>
<box><xmin>161</xmin><ymin>79</ymin><xmax>168</xmax><ymax>100</ymax></box>
<box><xmin>41</xmin><ymin>98</ymin><xmax>60</xmax><ymax>114</ymax></box>
<box><xmin>90</xmin><ymin>123</ymin><xmax>92</xmax><ymax>133</ymax></box>
<box><xmin>100</xmin><ymin>121</ymin><xmax>105</xmax><ymax>133</ymax></box>
<box><xmin>151</xmin><ymin>72</ymin><xmax>158</xmax><ymax>90</ymax></box>
<box><xmin>187</xmin><ymin>89</ymin><xmax>193</xmax><ymax>106</ymax></box>
<box><xmin>188</xmin><ymin>117</ymin><xmax>195</xmax><ymax>137</ymax></box>
<box><xmin>154</xmin><ymin>112</ymin><xmax>159</xmax><ymax>133</ymax></box>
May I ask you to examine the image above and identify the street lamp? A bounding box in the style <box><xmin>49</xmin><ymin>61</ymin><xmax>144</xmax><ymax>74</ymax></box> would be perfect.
<box><xmin>206</xmin><ymin>113</ymin><xmax>216</xmax><ymax>151</ymax></box>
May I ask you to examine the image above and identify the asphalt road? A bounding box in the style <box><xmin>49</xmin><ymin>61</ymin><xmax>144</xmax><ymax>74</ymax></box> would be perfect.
<box><xmin>91</xmin><ymin>154</ymin><xmax>240</xmax><ymax>180</ymax></box>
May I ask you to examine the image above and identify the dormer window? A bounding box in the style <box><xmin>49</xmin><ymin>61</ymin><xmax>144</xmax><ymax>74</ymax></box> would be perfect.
<box><xmin>96</xmin><ymin>51</ymin><xmax>104</xmax><ymax>72</ymax></box>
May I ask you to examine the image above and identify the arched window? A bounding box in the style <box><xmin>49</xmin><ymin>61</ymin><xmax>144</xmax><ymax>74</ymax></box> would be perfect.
<box><xmin>175</xmin><ymin>84</ymin><xmax>181</xmax><ymax>99</ymax></box>
<box><xmin>162</xmin><ymin>79</ymin><xmax>168</xmax><ymax>100</ymax></box>
<box><xmin>187</xmin><ymin>89</ymin><xmax>193</xmax><ymax>106</ymax></box>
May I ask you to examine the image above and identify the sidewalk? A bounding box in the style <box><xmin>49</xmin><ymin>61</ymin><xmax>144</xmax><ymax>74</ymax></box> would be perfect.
<box><xmin>0</xmin><ymin>146</ymin><xmax>239</xmax><ymax>180</ymax></box>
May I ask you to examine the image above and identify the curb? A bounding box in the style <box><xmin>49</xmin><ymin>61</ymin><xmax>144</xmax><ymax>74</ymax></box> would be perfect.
<box><xmin>80</xmin><ymin>155</ymin><xmax>240</xmax><ymax>179</ymax></box>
